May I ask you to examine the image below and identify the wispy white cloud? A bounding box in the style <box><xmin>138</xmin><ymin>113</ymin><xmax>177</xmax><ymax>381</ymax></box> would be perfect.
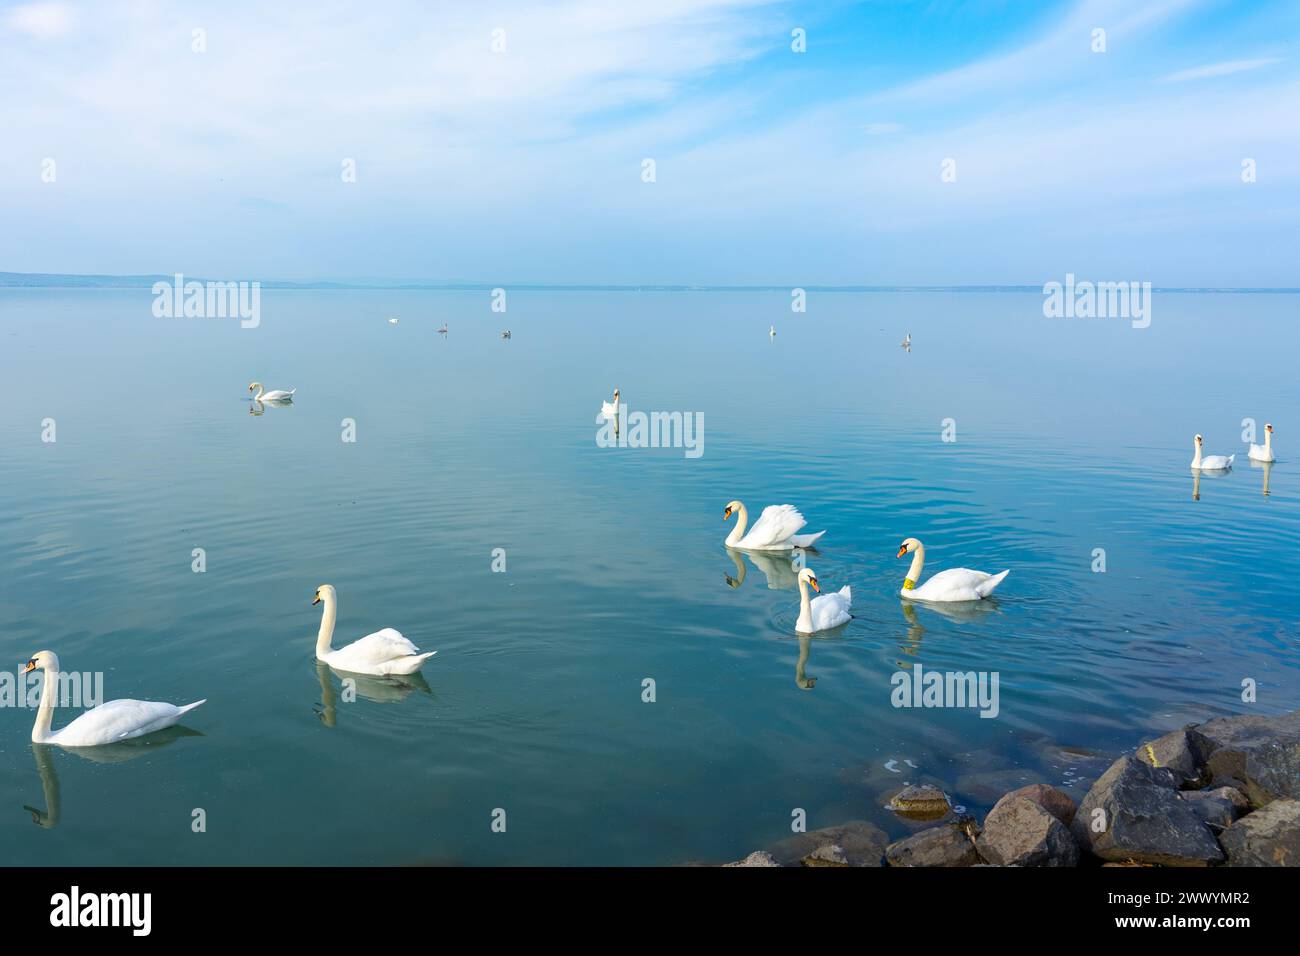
<box><xmin>3</xmin><ymin>2</ymin><xmax>74</xmax><ymax>38</ymax></box>
<box><xmin>1159</xmin><ymin>58</ymin><xmax>1281</xmax><ymax>83</ymax></box>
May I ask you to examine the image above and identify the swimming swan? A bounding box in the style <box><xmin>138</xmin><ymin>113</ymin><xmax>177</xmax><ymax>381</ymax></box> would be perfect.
<box><xmin>600</xmin><ymin>388</ymin><xmax>620</xmax><ymax>420</ymax></box>
<box><xmin>312</xmin><ymin>585</ymin><xmax>436</xmax><ymax>676</ymax></box>
<box><xmin>248</xmin><ymin>382</ymin><xmax>296</xmax><ymax>402</ymax></box>
<box><xmin>1248</xmin><ymin>423</ymin><xmax>1275</xmax><ymax>463</ymax></box>
<box><xmin>24</xmin><ymin>651</ymin><xmax>204</xmax><ymax>747</ymax></box>
<box><xmin>1191</xmin><ymin>434</ymin><xmax>1233</xmax><ymax>471</ymax></box>
<box><xmin>723</xmin><ymin>501</ymin><xmax>826</xmax><ymax>551</ymax></box>
<box><xmin>897</xmin><ymin>538</ymin><xmax>1008</xmax><ymax>602</ymax></box>
<box><xmin>795</xmin><ymin>567</ymin><xmax>852</xmax><ymax>633</ymax></box>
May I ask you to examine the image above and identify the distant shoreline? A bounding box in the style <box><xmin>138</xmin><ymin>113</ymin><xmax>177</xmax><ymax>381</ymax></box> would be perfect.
<box><xmin>1</xmin><ymin>272</ymin><xmax>1297</xmax><ymax>294</ymax></box>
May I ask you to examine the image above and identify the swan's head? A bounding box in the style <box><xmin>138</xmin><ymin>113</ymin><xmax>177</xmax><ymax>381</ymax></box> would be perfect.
<box><xmin>23</xmin><ymin>650</ymin><xmax>58</xmax><ymax>674</ymax></box>
<box><xmin>1266</xmin><ymin>423</ymin><xmax>1274</xmax><ymax>434</ymax></box>
<box><xmin>312</xmin><ymin>584</ymin><xmax>336</xmax><ymax>606</ymax></box>
<box><xmin>612</xmin><ymin>388</ymin><xmax>620</xmax><ymax>399</ymax></box>
<box><xmin>1195</xmin><ymin>434</ymin><xmax>1204</xmax><ymax>446</ymax></box>
<box><xmin>248</xmin><ymin>381</ymin><xmax>261</xmax><ymax>393</ymax></box>
<box><xmin>723</xmin><ymin>500</ymin><xmax>742</xmax><ymax>521</ymax></box>
<box><xmin>798</xmin><ymin>567</ymin><xmax>820</xmax><ymax>592</ymax></box>
<box><xmin>897</xmin><ymin>537</ymin><xmax>921</xmax><ymax>558</ymax></box>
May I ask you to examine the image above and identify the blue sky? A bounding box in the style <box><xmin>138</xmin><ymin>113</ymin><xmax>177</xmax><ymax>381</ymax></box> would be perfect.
<box><xmin>1</xmin><ymin>0</ymin><xmax>1296</xmax><ymax>285</ymax></box>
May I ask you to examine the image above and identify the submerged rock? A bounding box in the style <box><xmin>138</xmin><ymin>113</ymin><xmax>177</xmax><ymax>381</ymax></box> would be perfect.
<box><xmin>889</xmin><ymin>784</ymin><xmax>951</xmax><ymax>821</ymax></box>
<box><xmin>992</xmin><ymin>784</ymin><xmax>1077</xmax><ymax>827</ymax></box>
<box><xmin>1137</xmin><ymin>727</ymin><xmax>1215</xmax><ymax>789</ymax></box>
<box><xmin>1220</xmin><ymin>798</ymin><xmax>1300</xmax><ymax>867</ymax></box>
<box><xmin>765</xmin><ymin>820</ymin><xmax>889</xmax><ymax>867</ymax></box>
<box><xmin>886</xmin><ymin>822</ymin><xmax>981</xmax><ymax>867</ymax></box>
<box><xmin>725</xmin><ymin>850</ymin><xmax>780</xmax><ymax>867</ymax></box>
<box><xmin>1196</xmin><ymin>711</ymin><xmax>1300</xmax><ymax>806</ymax></box>
<box><xmin>1071</xmin><ymin>755</ymin><xmax>1224</xmax><ymax>866</ymax></box>
<box><xmin>976</xmin><ymin>796</ymin><xmax>1079</xmax><ymax>867</ymax></box>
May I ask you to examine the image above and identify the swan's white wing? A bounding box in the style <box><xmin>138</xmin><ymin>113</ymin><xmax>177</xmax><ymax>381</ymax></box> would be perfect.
<box><xmin>1200</xmin><ymin>454</ymin><xmax>1234</xmax><ymax>469</ymax></box>
<box><xmin>262</xmin><ymin>389</ymin><xmax>295</xmax><ymax>401</ymax></box>
<box><xmin>51</xmin><ymin>699</ymin><xmax>191</xmax><ymax>747</ymax></box>
<box><xmin>739</xmin><ymin>504</ymin><xmax>807</xmax><ymax>549</ymax></box>
<box><xmin>811</xmin><ymin>586</ymin><xmax>852</xmax><ymax>630</ymax></box>
<box><xmin>330</xmin><ymin>628</ymin><xmax>422</xmax><ymax>670</ymax></box>
<box><xmin>911</xmin><ymin>568</ymin><xmax>1007</xmax><ymax>602</ymax></box>
<box><xmin>599</xmin><ymin>401</ymin><xmax>617</xmax><ymax>418</ymax></box>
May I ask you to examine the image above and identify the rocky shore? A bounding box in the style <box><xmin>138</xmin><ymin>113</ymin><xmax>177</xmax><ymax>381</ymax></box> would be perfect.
<box><xmin>726</xmin><ymin>709</ymin><xmax>1300</xmax><ymax>867</ymax></box>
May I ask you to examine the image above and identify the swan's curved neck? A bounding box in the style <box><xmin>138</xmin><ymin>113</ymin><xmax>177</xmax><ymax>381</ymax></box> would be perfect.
<box><xmin>904</xmin><ymin>544</ymin><xmax>925</xmax><ymax>590</ymax></box>
<box><xmin>1265</xmin><ymin>430</ymin><xmax>1273</xmax><ymax>450</ymax></box>
<box><xmin>251</xmin><ymin>383</ymin><xmax>265</xmax><ymax>400</ymax></box>
<box><xmin>725</xmin><ymin>504</ymin><xmax>749</xmax><ymax>546</ymax></box>
<box><xmin>316</xmin><ymin>594</ymin><xmax>337</xmax><ymax>657</ymax></box>
<box><xmin>31</xmin><ymin>661</ymin><xmax>59</xmax><ymax>743</ymax></box>
<box><xmin>1192</xmin><ymin>441</ymin><xmax>1202</xmax><ymax>467</ymax></box>
<box><xmin>796</xmin><ymin>576</ymin><xmax>813</xmax><ymax>630</ymax></box>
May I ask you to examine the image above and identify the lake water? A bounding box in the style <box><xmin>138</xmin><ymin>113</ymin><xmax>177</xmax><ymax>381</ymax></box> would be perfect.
<box><xmin>1</xmin><ymin>287</ymin><xmax>1297</xmax><ymax>865</ymax></box>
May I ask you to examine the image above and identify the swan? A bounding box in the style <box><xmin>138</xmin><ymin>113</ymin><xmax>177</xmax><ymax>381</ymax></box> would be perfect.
<box><xmin>387</xmin><ymin>317</ymin><xmax>399</xmax><ymax>325</ymax></box>
<box><xmin>23</xmin><ymin>651</ymin><xmax>205</xmax><ymax>747</ymax></box>
<box><xmin>600</xmin><ymin>388</ymin><xmax>621</xmax><ymax>420</ymax></box>
<box><xmin>770</xmin><ymin>325</ymin><xmax>776</xmax><ymax>338</ymax></box>
<box><xmin>1248</xmin><ymin>423</ymin><xmax>1275</xmax><ymax>462</ymax></box>
<box><xmin>437</xmin><ymin>324</ymin><xmax>448</xmax><ymax>334</ymax></box>
<box><xmin>312</xmin><ymin>585</ymin><xmax>436</xmax><ymax>676</ymax></box>
<box><xmin>901</xmin><ymin>332</ymin><xmax>911</xmax><ymax>348</ymax></box>
<box><xmin>795</xmin><ymin>567</ymin><xmax>852</xmax><ymax>633</ymax></box>
<box><xmin>724</xmin><ymin>500</ymin><xmax>826</xmax><ymax>551</ymax></box>
<box><xmin>1191</xmin><ymin>434</ymin><xmax>1233</xmax><ymax>471</ymax></box>
<box><xmin>897</xmin><ymin>538</ymin><xmax>1008</xmax><ymax>602</ymax></box>
<box><xmin>248</xmin><ymin>382</ymin><xmax>295</xmax><ymax>402</ymax></box>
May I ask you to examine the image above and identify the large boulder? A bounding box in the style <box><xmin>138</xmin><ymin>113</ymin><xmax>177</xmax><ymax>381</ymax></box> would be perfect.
<box><xmin>1136</xmin><ymin>727</ymin><xmax>1215</xmax><ymax>789</ymax></box>
<box><xmin>888</xmin><ymin>784</ymin><xmax>951</xmax><ymax>822</ymax></box>
<box><xmin>1196</xmin><ymin>711</ymin><xmax>1300</xmax><ymax>806</ymax></box>
<box><xmin>1220</xmin><ymin>799</ymin><xmax>1300</xmax><ymax>867</ymax></box>
<box><xmin>1183</xmin><ymin>786</ymin><xmax>1249</xmax><ymax>832</ymax></box>
<box><xmin>1071</xmin><ymin>755</ymin><xmax>1224</xmax><ymax>866</ymax></box>
<box><xmin>724</xmin><ymin>851</ymin><xmax>780</xmax><ymax>867</ymax></box>
<box><xmin>886</xmin><ymin>822</ymin><xmax>981</xmax><ymax>867</ymax></box>
<box><xmin>765</xmin><ymin>821</ymin><xmax>888</xmax><ymax>867</ymax></box>
<box><xmin>976</xmin><ymin>797</ymin><xmax>1079</xmax><ymax>867</ymax></box>
<box><xmin>991</xmin><ymin>784</ymin><xmax>1077</xmax><ymax>827</ymax></box>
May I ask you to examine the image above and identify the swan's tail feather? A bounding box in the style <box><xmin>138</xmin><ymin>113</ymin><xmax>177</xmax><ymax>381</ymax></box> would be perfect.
<box><xmin>976</xmin><ymin>570</ymin><xmax>1009</xmax><ymax>598</ymax></box>
<box><xmin>176</xmin><ymin>699</ymin><xmax>206</xmax><ymax>716</ymax></box>
<box><xmin>1226</xmin><ymin>454</ymin><xmax>1235</xmax><ymax>467</ymax></box>
<box><xmin>391</xmin><ymin>650</ymin><xmax>437</xmax><ymax>675</ymax></box>
<box><xmin>790</xmin><ymin>530</ymin><xmax>826</xmax><ymax>548</ymax></box>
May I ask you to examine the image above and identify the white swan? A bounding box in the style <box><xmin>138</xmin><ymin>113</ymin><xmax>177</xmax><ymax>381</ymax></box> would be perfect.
<box><xmin>795</xmin><ymin>567</ymin><xmax>852</xmax><ymax>633</ymax></box>
<box><xmin>24</xmin><ymin>651</ymin><xmax>204</xmax><ymax>747</ymax></box>
<box><xmin>248</xmin><ymin>381</ymin><xmax>296</xmax><ymax>402</ymax></box>
<box><xmin>1248</xmin><ymin>423</ymin><xmax>1275</xmax><ymax>462</ymax></box>
<box><xmin>770</xmin><ymin>325</ymin><xmax>776</xmax><ymax>338</ymax></box>
<box><xmin>724</xmin><ymin>501</ymin><xmax>826</xmax><ymax>551</ymax></box>
<box><xmin>387</xmin><ymin>317</ymin><xmax>399</xmax><ymax>325</ymax></box>
<box><xmin>1191</xmin><ymin>434</ymin><xmax>1233</xmax><ymax>471</ymax></box>
<box><xmin>901</xmin><ymin>332</ymin><xmax>911</xmax><ymax>348</ymax></box>
<box><xmin>897</xmin><ymin>538</ymin><xmax>1008</xmax><ymax>602</ymax></box>
<box><xmin>600</xmin><ymin>388</ymin><xmax>621</xmax><ymax>420</ymax></box>
<box><xmin>312</xmin><ymin>585</ymin><xmax>436</xmax><ymax>676</ymax></box>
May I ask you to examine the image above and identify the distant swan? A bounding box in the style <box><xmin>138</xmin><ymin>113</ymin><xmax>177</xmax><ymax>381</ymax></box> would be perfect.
<box><xmin>24</xmin><ymin>651</ymin><xmax>204</xmax><ymax>747</ymax></box>
<box><xmin>312</xmin><ymin>585</ymin><xmax>436</xmax><ymax>676</ymax></box>
<box><xmin>724</xmin><ymin>500</ymin><xmax>826</xmax><ymax>551</ymax></box>
<box><xmin>1191</xmin><ymin>434</ymin><xmax>1233</xmax><ymax>471</ymax></box>
<box><xmin>387</xmin><ymin>317</ymin><xmax>399</xmax><ymax>325</ymax></box>
<box><xmin>1248</xmin><ymin>423</ymin><xmax>1275</xmax><ymax>462</ymax></box>
<box><xmin>770</xmin><ymin>325</ymin><xmax>776</xmax><ymax>338</ymax></box>
<box><xmin>901</xmin><ymin>332</ymin><xmax>911</xmax><ymax>348</ymax></box>
<box><xmin>897</xmin><ymin>537</ymin><xmax>1008</xmax><ymax>602</ymax></box>
<box><xmin>795</xmin><ymin>567</ymin><xmax>852</xmax><ymax>633</ymax></box>
<box><xmin>600</xmin><ymin>388</ymin><xmax>620</xmax><ymax>419</ymax></box>
<box><xmin>248</xmin><ymin>382</ymin><xmax>295</xmax><ymax>402</ymax></box>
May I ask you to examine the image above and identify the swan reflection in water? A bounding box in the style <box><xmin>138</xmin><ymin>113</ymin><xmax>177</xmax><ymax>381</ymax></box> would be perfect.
<box><xmin>723</xmin><ymin>547</ymin><xmax>808</xmax><ymax>591</ymax></box>
<box><xmin>795</xmin><ymin>633</ymin><xmax>816</xmax><ymax>690</ymax></box>
<box><xmin>23</xmin><ymin>727</ymin><xmax>201</xmax><ymax>829</ymax></box>
<box><xmin>314</xmin><ymin>660</ymin><xmax>431</xmax><ymax>727</ymax></box>
<box><xmin>1249</xmin><ymin>457</ymin><xmax>1273</xmax><ymax>497</ymax></box>
<box><xmin>248</xmin><ymin>397</ymin><xmax>295</xmax><ymax>416</ymax></box>
<box><xmin>1190</xmin><ymin>466</ymin><xmax>1232</xmax><ymax>501</ymax></box>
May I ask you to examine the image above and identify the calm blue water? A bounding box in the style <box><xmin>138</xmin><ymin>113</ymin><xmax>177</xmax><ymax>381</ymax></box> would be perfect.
<box><xmin>1</xmin><ymin>288</ymin><xmax>1297</xmax><ymax>864</ymax></box>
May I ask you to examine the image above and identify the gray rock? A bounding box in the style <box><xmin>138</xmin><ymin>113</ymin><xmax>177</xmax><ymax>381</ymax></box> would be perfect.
<box><xmin>992</xmin><ymin>783</ymin><xmax>1077</xmax><ymax>827</ymax></box>
<box><xmin>1220</xmin><ymin>799</ymin><xmax>1300</xmax><ymax>867</ymax></box>
<box><xmin>976</xmin><ymin>796</ymin><xmax>1079</xmax><ymax>867</ymax></box>
<box><xmin>1137</xmin><ymin>727</ymin><xmax>1215</xmax><ymax>789</ymax></box>
<box><xmin>886</xmin><ymin>823</ymin><xmax>981</xmax><ymax>867</ymax></box>
<box><xmin>765</xmin><ymin>820</ymin><xmax>888</xmax><ymax>867</ymax></box>
<box><xmin>802</xmin><ymin>844</ymin><xmax>848</xmax><ymax>867</ymax></box>
<box><xmin>1197</xmin><ymin>711</ymin><xmax>1300</xmax><ymax>806</ymax></box>
<box><xmin>889</xmin><ymin>784</ymin><xmax>951</xmax><ymax>821</ymax></box>
<box><xmin>1183</xmin><ymin>786</ymin><xmax>1249</xmax><ymax>831</ymax></box>
<box><xmin>725</xmin><ymin>850</ymin><xmax>780</xmax><ymax>867</ymax></box>
<box><xmin>1071</xmin><ymin>755</ymin><xmax>1224</xmax><ymax>866</ymax></box>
